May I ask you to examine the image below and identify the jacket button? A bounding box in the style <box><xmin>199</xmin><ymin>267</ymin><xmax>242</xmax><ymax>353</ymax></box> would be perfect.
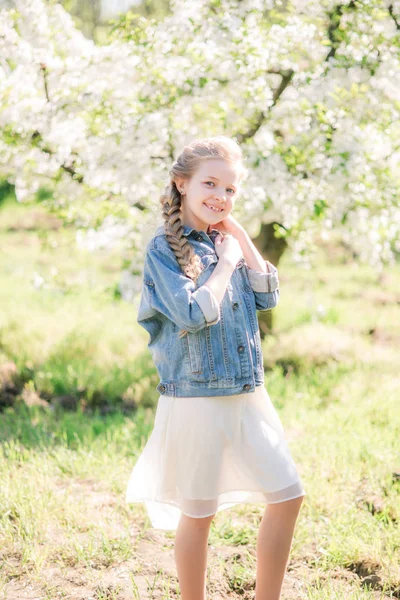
<box><xmin>243</xmin><ymin>384</ymin><xmax>251</xmax><ymax>391</ymax></box>
<box><xmin>237</xmin><ymin>345</ymin><xmax>244</xmax><ymax>353</ymax></box>
<box><xmin>159</xmin><ymin>384</ymin><xmax>166</xmax><ymax>393</ymax></box>
<box><xmin>196</xmin><ymin>234</ymin><xmax>203</xmax><ymax>241</ymax></box>
<box><xmin>232</xmin><ymin>302</ymin><xmax>239</xmax><ymax>310</ymax></box>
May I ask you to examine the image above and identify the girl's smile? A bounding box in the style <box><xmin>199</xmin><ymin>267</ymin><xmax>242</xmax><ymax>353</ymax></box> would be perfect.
<box><xmin>203</xmin><ymin>202</ymin><xmax>224</xmax><ymax>213</ymax></box>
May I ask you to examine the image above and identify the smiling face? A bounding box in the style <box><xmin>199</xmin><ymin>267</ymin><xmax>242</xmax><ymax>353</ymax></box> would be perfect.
<box><xmin>175</xmin><ymin>158</ymin><xmax>241</xmax><ymax>232</ymax></box>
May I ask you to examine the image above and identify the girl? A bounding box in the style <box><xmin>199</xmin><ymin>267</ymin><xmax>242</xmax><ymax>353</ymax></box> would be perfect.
<box><xmin>126</xmin><ymin>136</ymin><xmax>306</xmax><ymax>600</ymax></box>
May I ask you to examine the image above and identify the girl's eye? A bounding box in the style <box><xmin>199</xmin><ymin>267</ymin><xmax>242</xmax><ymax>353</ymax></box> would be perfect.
<box><xmin>205</xmin><ymin>181</ymin><xmax>235</xmax><ymax>194</ymax></box>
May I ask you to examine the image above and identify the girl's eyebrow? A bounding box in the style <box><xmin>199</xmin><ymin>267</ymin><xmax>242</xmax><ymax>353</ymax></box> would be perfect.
<box><xmin>205</xmin><ymin>176</ymin><xmax>237</xmax><ymax>189</ymax></box>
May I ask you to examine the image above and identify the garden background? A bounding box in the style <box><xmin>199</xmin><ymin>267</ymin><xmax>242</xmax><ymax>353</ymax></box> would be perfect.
<box><xmin>0</xmin><ymin>1</ymin><xmax>399</xmax><ymax>598</ymax></box>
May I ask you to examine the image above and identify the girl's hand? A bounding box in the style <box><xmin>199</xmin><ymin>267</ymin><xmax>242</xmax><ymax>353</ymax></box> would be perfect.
<box><xmin>214</xmin><ymin>232</ymin><xmax>243</xmax><ymax>267</ymax></box>
<box><xmin>208</xmin><ymin>214</ymin><xmax>245</xmax><ymax>239</ymax></box>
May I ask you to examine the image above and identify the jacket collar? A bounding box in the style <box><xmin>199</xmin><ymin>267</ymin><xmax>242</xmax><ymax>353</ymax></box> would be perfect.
<box><xmin>155</xmin><ymin>224</ymin><xmax>220</xmax><ymax>239</ymax></box>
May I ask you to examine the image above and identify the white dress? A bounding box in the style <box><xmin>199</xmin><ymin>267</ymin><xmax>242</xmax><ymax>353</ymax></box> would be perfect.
<box><xmin>125</xmin><ymin>383</ymin><xmax>306</xmax><ymax>531</ymax></box>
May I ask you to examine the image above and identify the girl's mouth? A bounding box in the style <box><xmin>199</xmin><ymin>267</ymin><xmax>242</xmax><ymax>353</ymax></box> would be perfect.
<box><xmin>204</xmin><ymin>203</ymin><xmax>223</xmax><ymax>213</ymax></box>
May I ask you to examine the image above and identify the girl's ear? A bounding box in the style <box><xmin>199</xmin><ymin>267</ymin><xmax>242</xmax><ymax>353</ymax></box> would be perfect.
<box><xmin>175</xmin><ymin>178</ymin><xmax>185</xmax><ymax>194</ymax></box>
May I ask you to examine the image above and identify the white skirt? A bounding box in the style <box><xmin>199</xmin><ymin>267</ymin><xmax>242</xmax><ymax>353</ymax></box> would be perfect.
<box><xmin>125</xmin><ymin>384</ymin><xmax>306</xmax><ymax>531</ymax></box>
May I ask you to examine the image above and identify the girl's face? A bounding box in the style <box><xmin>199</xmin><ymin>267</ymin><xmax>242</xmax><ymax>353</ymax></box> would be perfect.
<box><xmin>176</xmin><ymin>159</ymin><xmax>241</xmax><ymax>232</ymax></box>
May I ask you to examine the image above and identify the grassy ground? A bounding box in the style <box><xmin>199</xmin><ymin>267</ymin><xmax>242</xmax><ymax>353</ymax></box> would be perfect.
<box><xmin>0</xmin><ymin>194</ymin><xmax>399</xmax><ymax>599</ymax></box>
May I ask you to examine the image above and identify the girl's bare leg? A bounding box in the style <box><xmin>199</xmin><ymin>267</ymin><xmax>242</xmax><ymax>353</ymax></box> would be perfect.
<box><xmin>174</xmin><ymin>513</ymin><xmax>215</xmax><ymax>600</ymax></box>
<box><xmin>255</xmin><ymin>495</ymin><xmax>304</xmax><ymax>600</ymax></box>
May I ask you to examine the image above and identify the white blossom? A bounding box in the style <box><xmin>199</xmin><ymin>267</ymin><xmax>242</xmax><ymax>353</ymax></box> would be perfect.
<box><xmin>0</xmin><ymin>0</ymin><xmax>399</xmax><ymax>284</ymax></box>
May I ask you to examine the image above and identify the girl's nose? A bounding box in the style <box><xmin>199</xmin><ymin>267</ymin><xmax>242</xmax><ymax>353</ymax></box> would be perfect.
<box><xmin>213</xmin><ymin>188</ymin><xmax>226</xmax><ymax>202</ymax></box>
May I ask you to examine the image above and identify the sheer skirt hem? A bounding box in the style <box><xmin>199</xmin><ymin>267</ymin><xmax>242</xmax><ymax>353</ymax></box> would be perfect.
<box><xmin>126</xmin><ymin>483</ymin><xmax>307</xmax><ymax>530</ymax></box>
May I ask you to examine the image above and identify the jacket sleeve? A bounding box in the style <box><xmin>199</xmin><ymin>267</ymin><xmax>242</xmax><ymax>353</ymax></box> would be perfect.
<box><xmin>245</xmin><ymin>260</ymin><xmax>280</xmax><ymax>311</ymax></box>
<box><xmin>138</xmin><ymin>244</ymin><xmax>221</xmax><ymax>333</ymax></box>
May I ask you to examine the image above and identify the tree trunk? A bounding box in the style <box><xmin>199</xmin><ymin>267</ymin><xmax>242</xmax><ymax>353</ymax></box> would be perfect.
<box><xmin>251</xmin><ymin>222</ymin><xmax>287</xmax><ymax>339</ymax></box>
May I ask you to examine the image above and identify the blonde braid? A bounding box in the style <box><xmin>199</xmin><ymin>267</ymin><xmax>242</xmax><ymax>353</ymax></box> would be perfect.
<box><xmin>160</xmin><ymin>182</ymin><xmax>203</xmax><ymax>338</ymax></box>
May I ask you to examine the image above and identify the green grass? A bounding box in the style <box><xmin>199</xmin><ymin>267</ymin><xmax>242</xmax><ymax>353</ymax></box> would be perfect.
<box><xmin>1</xmin><ymin>194</ymin><xmax>399</xmax><ymax>599</ymax></box>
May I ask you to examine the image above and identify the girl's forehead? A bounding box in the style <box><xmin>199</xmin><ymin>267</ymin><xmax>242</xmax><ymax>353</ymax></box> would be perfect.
<box><xmin>194</xmin><ymin>161</ymin><xmax>241</xmax><ymax>183</ymax></box>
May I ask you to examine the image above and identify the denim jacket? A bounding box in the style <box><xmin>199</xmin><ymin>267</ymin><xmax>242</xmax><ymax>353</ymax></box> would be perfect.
<box><xmin>137</xmin><ymin>223</ymin><xmax>280</xmax><ymax>397</ymax></box>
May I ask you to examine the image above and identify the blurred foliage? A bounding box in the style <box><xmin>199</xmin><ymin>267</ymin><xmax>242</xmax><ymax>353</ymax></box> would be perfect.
<box><xmin>58</xmin><ymin>0</ymin><xmax>171</xmax><ymax>42</ymax></box>
<box><xmin>0</xmin><ymin>181</ymin><xmax>15</xmax><ymax>208</ymax></box>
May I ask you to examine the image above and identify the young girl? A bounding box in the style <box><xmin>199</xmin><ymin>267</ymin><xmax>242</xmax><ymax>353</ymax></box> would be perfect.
<box><xmin>126</xmin><ymin>136</ymin><xmax>306</xmax><ymax>600</ymax></box>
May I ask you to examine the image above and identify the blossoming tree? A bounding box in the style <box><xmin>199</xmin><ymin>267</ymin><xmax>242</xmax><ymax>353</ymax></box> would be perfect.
<box><xmin>1</xmin><ymin>0</ymin><xmax>399</xmax><ymax>310</ymax></box>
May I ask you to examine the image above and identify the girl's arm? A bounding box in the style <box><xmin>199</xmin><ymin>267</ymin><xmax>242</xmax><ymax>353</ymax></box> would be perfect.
<box><xmin>202</xmin><ymin>255</ymin><xmax>236</xmax><ymax>305</ymax></box>
<box><xmin>212</xmin><ymin>217</ymin><xmax>279</xmax><ymax>311</ymax></box>
<box><xmin>234</xmin><ymin>228</ymin><xmax>268</xmax><ymax>272</ymax></box>
<box><xmin>140</xmin><ymin>243</ymin><xmax>235</xmax><ymax>333</ymax></box>
<box><xmin>234</xmin><ymin>227</ymin><xmax>280</xmax><ymax>311</ymax></box>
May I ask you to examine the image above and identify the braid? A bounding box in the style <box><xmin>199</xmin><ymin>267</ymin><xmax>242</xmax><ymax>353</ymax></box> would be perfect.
<box><xmin>160</xmin><ymin>183</ymin><xmax>203</xmax><ymax>282</ymax></box>
<box><xmin>160</xmin><ymin>183</ymin><xmax>203</xmax><ymax>338</ymax></box>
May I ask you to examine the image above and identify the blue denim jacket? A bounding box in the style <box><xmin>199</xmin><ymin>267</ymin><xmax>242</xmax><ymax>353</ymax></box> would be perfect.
<box><xmin>137</xmin><ymin>224</ymin><xmax>280</xmax><ymax>397</ymax></box>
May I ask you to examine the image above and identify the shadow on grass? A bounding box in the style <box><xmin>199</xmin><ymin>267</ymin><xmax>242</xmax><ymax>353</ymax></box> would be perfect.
<box><xmin>0</xmin><ymin>349</ymin><xmax>159</xmax><ymax>452</ymax></box>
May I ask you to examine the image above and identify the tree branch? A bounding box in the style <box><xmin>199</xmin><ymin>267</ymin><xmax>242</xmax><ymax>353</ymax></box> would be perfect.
<box><xmin>388</xmin><ymin>3</ymin><xmax>400</xmax><ymax>30</ymax></box>
<box><xmin>325</xmin><ymin>1</ymin><xmax>356</xmax><ymax>62</ymax></box>
<box><xmin>236</xmin><ymin>69</ymin><xmax>294</xmax><ymax>143</ymax></box>
<box><xmin>40</xmin><ymin>63</ymin><xmax>50</xmax><ymax>102</ymax></box>
<box><xmin>29</xmin><ymin>130</ymin><xmax>148</xmax><ymax>209</ymax></box>
<box><xmin>237</xmin><ymin>1</ymin><xmax>358</xmax><ymax>146</ymax></box>
<box><xmin>325</xmin><ymin>4</ymin><xmax>344</xmax><ymax>61</ymax></box>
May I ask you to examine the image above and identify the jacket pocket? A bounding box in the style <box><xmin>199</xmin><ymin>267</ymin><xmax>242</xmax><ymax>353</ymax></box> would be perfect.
<box><xmin>181</xmin><ymin>325</ymin><xmax>219</xmax><ymax>382</ymax></box>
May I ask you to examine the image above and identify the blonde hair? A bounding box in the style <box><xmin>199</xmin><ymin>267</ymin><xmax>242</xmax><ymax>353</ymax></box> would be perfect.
<box><xmin>159</xmin><ymin>135</ymin><xmax>247</xmax><ymax>338</ymax></box>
